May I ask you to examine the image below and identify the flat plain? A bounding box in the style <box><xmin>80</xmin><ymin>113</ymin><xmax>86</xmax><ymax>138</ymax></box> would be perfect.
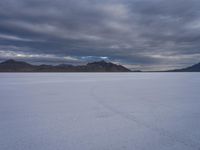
<box><xmin>0</xmin><ymin>73</ymin><xmax>200</xmax><ymax>150</ymax></box>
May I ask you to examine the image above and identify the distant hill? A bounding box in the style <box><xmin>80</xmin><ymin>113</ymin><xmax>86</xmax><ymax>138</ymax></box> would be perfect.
<box><xmin>0</xmin><ymin>59</ymin><xmax>132</xmax><ymax>72</ymax></box>
<box><xmin>0</xmin><ymin>59</ymin><xmax>35</xmax><ymax>72</ymax></box>
<box><xmin>170</xmin><ymin>62</ymin><xmax>200</xmax><ymax>72</ymax></box>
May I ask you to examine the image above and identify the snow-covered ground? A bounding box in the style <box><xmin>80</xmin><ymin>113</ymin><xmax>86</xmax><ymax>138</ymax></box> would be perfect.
<box><xmin>0</xmin><ymin>73</ymin><xmax>200</xmax><ymax>150</ymax></box>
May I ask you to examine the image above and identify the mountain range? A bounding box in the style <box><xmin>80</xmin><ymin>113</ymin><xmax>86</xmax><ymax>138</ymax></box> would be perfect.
<box><xmin>0</xmin><ymin>59</ymin><xmax>132</xmax><ymax>72</ymax></box>
<box><xmin>0</xmin><ymin>59</ymin><xmax>200</xmax><ymax>72</ymax></box>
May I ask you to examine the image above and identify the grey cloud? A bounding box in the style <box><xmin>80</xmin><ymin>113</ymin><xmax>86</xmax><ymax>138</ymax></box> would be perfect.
<box><xmin>0</xmin><ymin>0</ymin><xmax>200</xmax><ymax>70</ymax></box>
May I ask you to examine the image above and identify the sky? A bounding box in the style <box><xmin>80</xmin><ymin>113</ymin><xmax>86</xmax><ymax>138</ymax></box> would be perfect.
<box><xmin>0</xmin><ymin>0</ymin><xmax>200</xmax><ymax>71</ymax></box>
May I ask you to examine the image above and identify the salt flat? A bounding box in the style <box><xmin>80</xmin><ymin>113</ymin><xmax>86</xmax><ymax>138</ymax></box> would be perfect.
<box><xmin>0</xmin><ymin>73</ymin><xmax>200</xmax><ymax>150</ymax></box>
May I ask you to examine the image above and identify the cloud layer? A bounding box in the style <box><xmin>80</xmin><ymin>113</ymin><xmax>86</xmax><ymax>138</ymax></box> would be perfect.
<box><xmin>0</xmin><ymin>0</ymin><xmax>200</xmax><ymax>70</ymax></box>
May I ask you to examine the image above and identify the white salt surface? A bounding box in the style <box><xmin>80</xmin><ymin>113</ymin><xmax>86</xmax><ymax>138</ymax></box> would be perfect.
<box><xmin>0</xmin><ymin>73</ymin><xmax>200</xmax><ymax>150</ymax></box>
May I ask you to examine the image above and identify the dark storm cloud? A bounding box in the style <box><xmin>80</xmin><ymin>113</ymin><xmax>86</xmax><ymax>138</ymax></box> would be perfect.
<box><xmin>0</xmin><ymin>0</ymin><xmax>200</xmax><ymax>70</ymax></box>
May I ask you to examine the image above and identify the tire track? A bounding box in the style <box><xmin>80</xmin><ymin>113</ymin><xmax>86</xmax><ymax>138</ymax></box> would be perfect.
<box><xmin>90</xmin><ymin>82</ymin><xmax>200</xmax><ymax>150</ymax></box>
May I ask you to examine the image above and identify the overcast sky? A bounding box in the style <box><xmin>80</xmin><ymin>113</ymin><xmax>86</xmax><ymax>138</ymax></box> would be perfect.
<box><xmin>0</xmin><ymin>0</ymin><xmax>200</xmax><ymax>70</ymax></box>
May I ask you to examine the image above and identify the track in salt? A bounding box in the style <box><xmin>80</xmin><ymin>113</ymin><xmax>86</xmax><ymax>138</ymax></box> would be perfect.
<box><xmin>91</xmin><ymin>83</ymin><xmax>200</xmax><ymax>150</ymax></box>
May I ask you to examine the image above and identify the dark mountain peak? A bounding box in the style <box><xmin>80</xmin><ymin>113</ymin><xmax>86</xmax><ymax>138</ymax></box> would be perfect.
<box><xmin>1</xmin><ymin>59</ymin><xmax>18</xmax><ymax>64</ymax></box>
<box><xmin>5</xmin><ymin>59</ymin><xmax>15</xmax><ymax>62</ymax></box>
<box><xmin>0</xmin><ymin>59</ymin><xmax>32</xmax><ymax>66</ymax></box>
<box><xmin>87</xmin><ymin>60</ymin><xmax>109</xmax><ymax>66</ymax></box>
<box><xmin>192</xmin><ymin>62</ymin><xmax>200</xmax><ymax>66</ymax></box>
<box><xmin>56</xmin><ymin>64</ymin><xmax>74</xmax><ymax>67</ymax></box>
<box><xmin>170</xmin><ymin>62</ymin><xmax>200</xmax><ymax>72</ymax></box>
<box><xmin>39</xmin><ymin>64</ymin><xmax>53</xmax><ymax>67</ymax></box>
<box><xmin>181</xmin><ymin>62</ymin><xmax>200</xmax><ymax>71</ymax></box>
<box><xmin>0</xmin><ymin>59</ymin><xmax>33</xmax><ymax>72</ymax></box>
<box><xmin>86</xmin><ymin>60</ymin><xmax>131</xmax><ymax>72</ymax></box>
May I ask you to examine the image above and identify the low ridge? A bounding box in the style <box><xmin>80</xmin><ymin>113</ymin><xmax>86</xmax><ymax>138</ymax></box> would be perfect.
<box><xmin>170</xmin><ymin>62</ymin><xmax>200</xmax><ymax>72</ymax></box>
